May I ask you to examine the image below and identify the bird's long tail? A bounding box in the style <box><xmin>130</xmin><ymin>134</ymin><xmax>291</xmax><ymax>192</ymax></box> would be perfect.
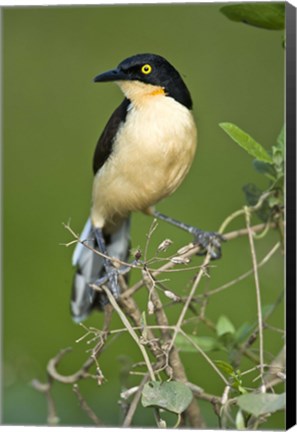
<box><xmin>71</xmin><ymin>217</ymin><xmax>130</xmax><ymax>322</ymax></box>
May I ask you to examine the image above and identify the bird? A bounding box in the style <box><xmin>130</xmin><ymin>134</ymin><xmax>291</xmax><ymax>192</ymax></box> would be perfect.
<box><xmin>71</xmin><ymin>53</ymin><xmax>222</xmax><ymax>322</ymax></box>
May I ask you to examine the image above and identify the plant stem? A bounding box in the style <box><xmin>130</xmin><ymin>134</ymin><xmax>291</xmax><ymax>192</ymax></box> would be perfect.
<box><xmin>244</xmin><ymin>206</ymin><xmax>265</xmax><ymax>391</ymax></box>
<box><xmin>98</xmin><ymin>284</ymin><xmax>156</xmax><ymax>382</ymax></box>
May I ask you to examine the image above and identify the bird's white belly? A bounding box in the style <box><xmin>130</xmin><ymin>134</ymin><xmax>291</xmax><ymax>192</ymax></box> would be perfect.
<box><xmin>91</xmin><ymin>96</ymin><xmax>197</xmax><ymax>229</ymax></box>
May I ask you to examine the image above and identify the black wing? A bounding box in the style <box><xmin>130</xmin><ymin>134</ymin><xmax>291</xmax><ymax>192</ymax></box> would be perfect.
<box><xmin>93</xmin><ymin>98</ymin><xmax>131</xmax><ymax>174</ymax></box>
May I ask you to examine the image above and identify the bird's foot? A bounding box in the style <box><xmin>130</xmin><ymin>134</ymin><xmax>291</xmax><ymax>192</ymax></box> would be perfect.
<box><xmin>93</xmin><ymin>261</ymin><xmax>137</xmax><ymax>298</ymax></box>
<box><xmin>190</xmin><ymin>228</ymin><xmax>225</xmax><ymax>260</ymax></box>
<box><xmin>94</xmin><ymin>267</ymin><xmax>120</xmax><ymax>298</ymax></box>
<box><xmin>106</xmin><ymin>266</ymin><xmax>121</xmax><ymax>297</ymax></box>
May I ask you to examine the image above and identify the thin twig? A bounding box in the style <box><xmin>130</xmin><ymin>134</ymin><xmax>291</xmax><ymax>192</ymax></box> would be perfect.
<box><xmin>121</xmin><ymin>222</ymin><xmax>278</xmax><ymax>300</ymax></box>
<box><xmin>236</xmin><ymin>290</ymin><xmax>284</xmax><ymax>366</ymax></box>
<box><xmin>95</xmin><ymin>284</ymin><xmax>156</xmax><ymax>382</ymax></box>
<box><xmin>143</xmin><ymin>218</ymin><xmax>159</xmax><ymax>261</ymax></box>
<box><xmin>168</xmin><ymin>253</ymin><xmax>211</xmax><ymax>353</ymax></box>
<box><xmin>47</xmin><ymin>347</ymin><xmax>95</xmax><ymax>384</ymax></box>
<box><xmin>49</xmin><ymin>213</ymin><xmax>283</xmax><ymax>429</ymax></box>
<box><xmin>123</xmin><ymin>260</ymin><xmax>205</xmax><ymax>427</ymax></box>
<box><xmin>73</xmin><ymin>384</ymin><xmax>102</xmax><ymax>425</ymax></box>
<box><xmin>205</xmin><ymin>242</ymin><xmax>281</xmax><ymax>297</ymax></box>
<box><xmin>245</xmin><ymin>206</ymin><xmax>265</xmax><ymax>391</ymax></box>
<box><xmin>263</xmin><ymin>346</ymin><xmax>286</xmax><ymax>388</ymax></box>
<box><xmin>31</xmin><ymin>379</ymin><xmax>59</xmax><ymax>425</ymax></box>
<box><xmin>122</xmin><ymin>374</ymin><xmax>149</xmax><ymax>427</ymax></box>
<box><xmin>219</xmin><ymin>191</ymin><xmax>273</xmax><ymax>234</ymax></box>
<box><xmin>187</xmin><ymin>383</ymin><xmax>229</xmax><ymax>421</ymax></box>
<box><xmin>179</xmin><ymin>330</ymin><xmax>229</xmax><ymax>386</ymax></box>
<box><xmin>219</xmin><ymin>208</ymin><xmax>246</xmax><ymax>234</ymax></box>
<box><xmin>63</xmin><ymin>222</ymin><xmax>137</xmax><ymax>270</ymax></box>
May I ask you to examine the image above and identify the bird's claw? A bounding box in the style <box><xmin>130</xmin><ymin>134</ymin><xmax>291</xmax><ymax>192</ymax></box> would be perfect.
<box><xmin>191</xmin><ymin>229</ymin><xmax>225</xmax><ymax>260</ymax></box>
<box><xmin>94</xmin><ymin>263</ymin><xmax>133</xmax><ymax>299</ymax></box>
<box><xmin>107</xmin><ymin>267</ymin><xmax>120</xmax><ymax>297</ymax></box>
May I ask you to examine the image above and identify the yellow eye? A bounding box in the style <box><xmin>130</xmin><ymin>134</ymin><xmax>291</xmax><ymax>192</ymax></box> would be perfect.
<box><xmin>141</xmin><ymin>64</ymin><xmax>152</xmax><ymax>74</ymax></box>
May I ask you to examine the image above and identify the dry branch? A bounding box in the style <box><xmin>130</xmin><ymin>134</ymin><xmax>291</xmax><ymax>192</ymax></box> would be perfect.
<box><xmin>33</xmin><ymin>215</ymin><xmax>284</xmax><ymax>427</ymax></box>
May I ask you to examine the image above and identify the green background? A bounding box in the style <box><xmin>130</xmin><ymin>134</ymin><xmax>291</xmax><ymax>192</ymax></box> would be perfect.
<box><xmin>3</xmin><ymin>3</ymin><xmax>284</xmax><ymax>428</ymax></box>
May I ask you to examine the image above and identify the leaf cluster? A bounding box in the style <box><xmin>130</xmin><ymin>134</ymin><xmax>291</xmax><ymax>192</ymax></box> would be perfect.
<box><xmin>220</xmin><ymin>122</ymin><xmax>285</xmax><ymax>225</ymax></box>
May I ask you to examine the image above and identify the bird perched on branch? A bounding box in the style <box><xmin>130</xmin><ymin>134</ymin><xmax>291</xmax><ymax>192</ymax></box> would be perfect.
<box><xmin>71</xmin><ymin>53</ymin><xmax>222</xmax><ymax>322</ymax></box>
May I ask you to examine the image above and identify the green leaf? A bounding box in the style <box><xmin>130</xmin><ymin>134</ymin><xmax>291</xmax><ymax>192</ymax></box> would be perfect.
<box><xmin>252</xmin><ymin>160</ymin><xmax>276</xmax><ymax>178</ymax></box>
<box><xmin>220</xmin><ymin>3</ymin><xmax>285</xmax><ymax>30</ymax></box>
<box><xmin>268</xmin><ymin>194</ymin><xmax>281</xmax><ymax>208</ymax></box>
<box><xmin>262</xmin><ymin>304</ymin><xmax>275</xmax><ymax>318</ymax></box>
<box><xmin>215</xmin><ymin>360</ymin><xmax>235</xmax><ymax>376</ymax></box>
<box><xmin>243</xmin><ymin>183</ymin><xmax>262</xmax><ymax>206</ymax></box>
<box><xmin>234</xmin><ymin>322</ymin><xmax>254</xmax><ymax>344</ymax></box>
<box><xmin>277</xmin><ymin>125</ymin><xmax>285</xmax><ymax>148</ymax></box>
<box><xmin>242</xmin><ymin>183</ymin><xmax>271</xmax><ymax>222</ymax></box>
<box><xmin>216</xmin><ymin>315</ymin><xmax>236</xmax><ymax>337</ymax></box>
<box><xmin>231</xmin><ymin>374</ymin><xmax>245</xmax><ymax>392</ymax></box>
<box><xmin>220</xmin><ymin>123</ymin><xmax>273</xmax><ymax>164</ymax></box>
<box><xmin>237</xmin><ymin>385</ymin><xmax>248</xmax><ymax>395</ymax></box>
<box><xmin>237</xmin><ymin>393</ymin><xmax>285</xmax><ymax>416</ymax></box>
<box><xmin>272</xmin><ymin>146</ymin><xmax>284</xmax><ymax>169</ymax></box>
<box><xmin>272</xmin><ymin>125</ymin><xmax>285</xmax><ymax>178</ymax></box>
<box><xmin>141</xmin><ymin>381</ymin><xmax>193</xmax><ymax>414</ymax></box>
<box><xmin>175</xmin><ymin>333</ymin><xmax>222</xmax><ymax>353</ymax></box>
<box><xmin>235</xmin><ymin>409</ymin><xmax>246</xmax><ymax>429</ymax></box>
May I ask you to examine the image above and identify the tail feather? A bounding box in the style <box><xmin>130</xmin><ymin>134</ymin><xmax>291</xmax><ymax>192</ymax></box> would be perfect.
<box><xmin>71</xmin><ymin>217</ymin><xmax>130</xmax><ymax>322</ymax></box>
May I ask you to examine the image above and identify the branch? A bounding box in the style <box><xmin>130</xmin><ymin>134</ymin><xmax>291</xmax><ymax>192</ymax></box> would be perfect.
<box><xmin>121</xmin><ymin>222</ymin><xmax>279</xmax><ymax>300</ymax></box>
<box><xmin>143</xmin><ymin>267</ymin><xmax>205</xmax><ymax>428</ymax></box>
<box><xmin>122</xmin><ymin>374</ymin><xmax>149</xmax><ymax>427</ymax></box>
<box><xmin>73</xmin><ymin>384</ymin><xmax>103</xmax><ymax>425</ymax></box>
<box><xmin>168</xmin><ymin>253</ymin><xmax>211</xmax><ymax>353</ymax></box>
<box><xmin>263</xmin><ymin>346</ymin><xmax>286</xmax><ymax>387</ymax></box>
<box><xmin>46</xmin><ymin>347</ymin><xmax>95</xmax><ymax>384</ymax></box>
<box><xmin>204</xmin><ymin>242</ymin><xmax>280</xmax><ymax>297</ymax></box>
<box><xmin>245</xmin><ymin>207</ymin><xmax>265</xmax><ymax>391</ymax></box>
<box><xmin>179</xmin><ymin>330</ymin><xmax>229</xmax><ymax>386</ymax></box>
<box><xmin>31</xmin><ymin>379</ymin><xmax>59</xmax><ymax>425</ymax></box>
<box><xmin>94</xmin><ymin>283</ymin><xmax>156</xmax><ymax>382</ymax></box>
<box><xmin>39</xmin><ymin>214</ymin><xmax>283</xmax><ymax>427</ymax></box>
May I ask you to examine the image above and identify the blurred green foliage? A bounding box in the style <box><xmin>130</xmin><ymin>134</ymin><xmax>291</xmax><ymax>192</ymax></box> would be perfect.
<box><xmin>220</xmin><ymin>3</ymin><xmax>285</xmax><ymax>30</ymax></box>
<box><xmin>3</xmin><ymin>3</ymin><xmax>284</xmax><ymax>428</ymax></box>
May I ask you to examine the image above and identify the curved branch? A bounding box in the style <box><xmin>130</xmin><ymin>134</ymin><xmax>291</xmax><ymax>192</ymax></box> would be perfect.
<box><xmin>46</xmin><ymin>347</ymin><xmax>95</xmax><ymax>384</ymax></box>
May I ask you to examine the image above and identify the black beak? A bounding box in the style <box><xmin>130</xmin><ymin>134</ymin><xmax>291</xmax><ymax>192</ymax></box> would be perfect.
<box><xmin>93</xmin><ymin>67</ymin><xmax>128</xmax><ymax>83</ymax></box>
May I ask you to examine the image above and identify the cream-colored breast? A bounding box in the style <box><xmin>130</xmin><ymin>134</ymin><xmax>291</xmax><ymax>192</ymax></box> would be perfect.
<box><xmin>91</xmin><ymin>95</ymin><xmax>197</xmax><ymax>229</ymax></box>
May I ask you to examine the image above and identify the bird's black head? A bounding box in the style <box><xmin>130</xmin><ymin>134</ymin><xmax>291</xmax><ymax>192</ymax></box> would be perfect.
<box><xmin>94</xmin><ymin>53</ymin><xmax>193</xmax><ymax>109</ymax></box>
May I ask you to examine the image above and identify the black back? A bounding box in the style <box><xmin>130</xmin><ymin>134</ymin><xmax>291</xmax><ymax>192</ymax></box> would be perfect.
<box><xmin>93</xmin><ymin>98</ymin><xmax>130</xmax><ymax>174</ymax></box>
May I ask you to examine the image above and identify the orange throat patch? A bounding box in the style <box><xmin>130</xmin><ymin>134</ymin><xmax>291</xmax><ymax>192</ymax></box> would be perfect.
<box><xmin>149</xmin><ymin>87</ymin><xmax>166</xmax><ymax>96</ymax></box>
